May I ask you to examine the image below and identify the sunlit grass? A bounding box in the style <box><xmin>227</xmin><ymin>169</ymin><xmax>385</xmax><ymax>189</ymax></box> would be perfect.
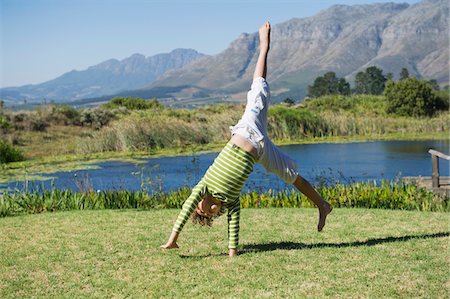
<box><xmin>0</xmin><ymin>208</ymin><xmax>448</xmax><ymax>298</ymax></box>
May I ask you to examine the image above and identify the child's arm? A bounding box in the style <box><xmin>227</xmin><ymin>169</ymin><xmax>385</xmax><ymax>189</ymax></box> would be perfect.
<box><xmin>253</xmin><ymin>21</ymin><xmax>270</xmax><ymax>80</ymax></box>
<box><xmin>229</xmin><ymin>248</ymin><xmax>237</xmax><ymax>257</ymax></box>
<box><xmin>227</xmin><ymin>200</ymin><xmax>241</xmax><ymax>257</ymax></box>
<box><xmin>161</xmin><ymin>181</ymin><xmax>206</xmax><ymax>250</ymax></box>
<box><xmin>161</xmin><ymin>231</ymin><xmax>179</xmax><ymax>249</ymax></box>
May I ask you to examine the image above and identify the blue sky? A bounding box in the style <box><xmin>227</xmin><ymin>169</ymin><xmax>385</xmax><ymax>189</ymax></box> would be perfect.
<box><xmin>1</xmin><ymin>0</ymin><xmax>421</xmax><ymax>87</ymax></box>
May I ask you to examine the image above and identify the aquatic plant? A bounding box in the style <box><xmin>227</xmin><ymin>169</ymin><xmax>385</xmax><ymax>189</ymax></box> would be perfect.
<box><xmin>0</xmin><ymin>180</ymin><xmax>447</xmax><ymax>218</ymax></box>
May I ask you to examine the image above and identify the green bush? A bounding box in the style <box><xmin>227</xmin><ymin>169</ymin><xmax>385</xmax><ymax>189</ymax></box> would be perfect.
<box><xmin>434</xmin><ymin>89</ymin><xmax>450</xmax><ymax>111</ymax></box>
<box><xmin>303</xmin><ymin>95</ymin><xmax>355</xmax><ymax>112</ymax></box>
<box><xmin>49</xmin><ymin>105</ymin><xmax>81</xmax><ymax>125</ymax></box>
<box><xmin>102</xmin><ymin>97</ymin><xmax>162</xmax><ymax>110</ymax></box>
<box><xmin>0</xmin><ymin>139</ymin><xmax>24</xmax><ymax>163</ymax></box>
<box><xmin>80</xmin><ymin>108</ymin><xmax>117</xmax><ymax>129</ymax></box>
<box><xmin>30</xmin><ymin>118</ymin><xmax>49</xmax><ymax>131</ymax></box>
<box><xmin>0</xmin><ymin>115</ymin><xmax>11</xmax><ymax>129</ymax></box>
<box><xmin>385</xmin><ymin>78</ymin><xmax>441</xmax><ymax>117</ymax></box>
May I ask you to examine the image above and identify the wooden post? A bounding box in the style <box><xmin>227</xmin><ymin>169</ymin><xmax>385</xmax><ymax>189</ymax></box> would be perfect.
<box><xmin>431</xmin><ymin>154</ymin><xmax>439</xmax><ymax>188</ymax></box>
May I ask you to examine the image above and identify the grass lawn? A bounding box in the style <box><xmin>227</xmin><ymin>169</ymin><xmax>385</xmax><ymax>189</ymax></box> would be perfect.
<box><xmin>0</xmin><ymin>208</ymin><xmax>448</xmax><ymax>298</ymax></box>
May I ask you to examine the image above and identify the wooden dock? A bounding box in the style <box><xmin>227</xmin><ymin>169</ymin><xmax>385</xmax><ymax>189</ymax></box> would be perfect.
<box><xmin>403</xmin><ymin>176</ymin><xmax>450</xmax><ymax>197</ymax></box>
<box><xmin>404</xmin><ymin>149</ymin><xmax>450</xmax><ymax>197</ymax></box>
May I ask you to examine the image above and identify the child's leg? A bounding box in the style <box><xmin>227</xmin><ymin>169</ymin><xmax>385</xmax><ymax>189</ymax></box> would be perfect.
<box><xmin>259</xmin><ymin>139</ymin><xmax>332</xmax><ymax>231</ymax></box>
<box><xmin>254</xmin><ymin>21</ymin><xmax>270</xmax><ymax>79</ymax></box>
<box><xmin>293</xmin><ymin>175</ymin><xmax>332</xmax><ymax>231</ymax></box>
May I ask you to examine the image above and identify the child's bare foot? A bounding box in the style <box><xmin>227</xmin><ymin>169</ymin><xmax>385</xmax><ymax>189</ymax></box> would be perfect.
<box><xmin>317</xmin><ymin>202</ymin><xmax>332</xmax><ymax>232</ymax></box>
<box><xmin>259</xmin><ymin>21</ymin><xmax>271</xmax><ymax>50</ymax></box>
<box><xmin>160</xmin><ymin>242</ymin><xmax>179</xmax><ymax>249</ymax></box>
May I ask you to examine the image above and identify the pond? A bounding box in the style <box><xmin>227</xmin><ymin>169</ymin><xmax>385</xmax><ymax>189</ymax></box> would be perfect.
<box><xmin>2</xmin><ymin>140</ymin><xmax>449</xmax><ymax>193</ymax></box>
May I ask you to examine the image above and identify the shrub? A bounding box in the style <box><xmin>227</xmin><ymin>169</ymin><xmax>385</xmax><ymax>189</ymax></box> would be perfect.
<box><xmin>0</xmin><ymin>115</ymin><xmax>11</xmax><ymax>129</ymax></box>
<box><xmin>30</xmin><ymin>118</ymin><xmax>49</xmax><ymax>131</ymax></box>
<box><xmin>80</xmin><ymin>108</ymin><xmax>117</xmax><ymax>129</ymax></box>
<box><xmin>434</xmin><ymin>89</ymin><xmax>450</xmax><ymax>111</ymax></box>
<box><xmin>49</xmin><ymin>105</ymin><xmax>81</xmax><ymax>125</ymax></box>
<box><xmin>385</xmin><ymin>78</ymin><xmax>441</xmax><ymax>117</ymax></box>
<box><xmin>283</xmin><ymin>98</ymin><xmax>296</xmax><ymax>106</ymax></box>
<box><xmin>302</xmin><ymin>95</ymin><xmax>355</xmax><ymax>112</ymax></box>
<box><xmin>102</xmin><ymin>97</ymin><xmax>162</xmax><ymax>110</ymax></box>
<box><xmin>0</xmin><ymin>139</ymin><xmax>24</xmax><ymax>163</ymax></box>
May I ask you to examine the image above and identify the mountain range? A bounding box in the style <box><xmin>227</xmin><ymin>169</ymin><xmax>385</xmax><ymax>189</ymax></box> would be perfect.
<box><xmin>145</xmin><ymin>0</ymin><xmax>448</xmax><ymax>105</ymax></box>
<box><xmin>1</xmin><ymin>0</ymin><xmax>448</xmax><ymax>107</ymax></box>
<box><xmin>0</xmin><ymin>49</ymin><xmax>206</xmax><ymax>105</ymax></box>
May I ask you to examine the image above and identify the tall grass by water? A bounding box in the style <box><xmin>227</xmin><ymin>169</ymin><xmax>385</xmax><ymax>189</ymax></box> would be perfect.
<box><xmin>78</xmin><ymin>95</ymin><xmax>448</xmax><ymax>153</ymax></box>
<box><xmin>1</xmin><ymin>180</ymin><xmax>447</xmax><ymax>217</ymax></box>
<box><xmin>1</xmin><ymin>95</ymin><xmax>447</xmax><ymax>160</ymax></box>
<box><xmin>78</xmin><ymin>105</ymin><xmax>240</xmax><ymax>153</ymax></box>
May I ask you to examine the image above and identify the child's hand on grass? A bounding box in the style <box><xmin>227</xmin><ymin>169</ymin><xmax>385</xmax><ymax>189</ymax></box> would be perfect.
<box><xmin>229</xmin><ymin>248</ymin><xmax>237</xmax><ymax>257</ymax></box>
<box><xmin>160</xmin><ymin>242</ymin><xmax>179</xmax><ymax>249</ymax></box>
<box><xmin>161</xmin><ymin>231</ymin><xmax>179</xmax><ymax>249</ymax></box>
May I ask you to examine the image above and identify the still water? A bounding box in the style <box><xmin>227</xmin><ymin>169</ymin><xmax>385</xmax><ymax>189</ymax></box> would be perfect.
<box><xmin>2</xmin><ymin>140</ymin><xmax>449</xmax><ymax>193</ymax></box>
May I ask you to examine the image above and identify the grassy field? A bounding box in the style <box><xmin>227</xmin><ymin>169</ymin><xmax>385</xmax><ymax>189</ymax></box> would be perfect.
<box><xmin>1</xmin><ymin>208</ymin><xmax>448</xmax><ymax>298</ymax></box>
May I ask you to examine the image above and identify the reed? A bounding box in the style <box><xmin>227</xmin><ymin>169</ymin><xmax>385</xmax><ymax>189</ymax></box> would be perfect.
<box><xmin>1</xmin><ymin>180</ymin><xmax>447</xmax><ymax>217</ymax></box>
<box><xmin>78</xmin><ymin>105</ymin><xmax>241</xmax><ymax>153</ymax></box>
<box><xmin>76</xmin><ymin>96</ymin><xmax>448</xmax><ymax>154</ymax></box>
<box><xmin>2</xmin><ymin>96</ymin><xmax>447</xmax><ymax>159</ymax></box>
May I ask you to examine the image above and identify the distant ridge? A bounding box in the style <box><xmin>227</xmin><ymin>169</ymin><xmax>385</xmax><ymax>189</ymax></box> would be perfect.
<box><xmin>0</xmin><ymin>49</ymin><xmax>206</xmax><ymax>104</ymax></box>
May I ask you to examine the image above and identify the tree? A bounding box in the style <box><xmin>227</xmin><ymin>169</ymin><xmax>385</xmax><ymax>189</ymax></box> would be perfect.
<box><xmin>385</xmin><ymin>77</ymin><xmax>440</xmax><ymax>117</ymax></box>
<box><xmin>308</xmin><ymin>72</ymin><xmax>350</xmax><ymax>98</ymax></box>
<box><xmin>400</xmin><ymin>67</ymin><xmax>410</xmax><ymax>80</ymax></box>
<box><xmin>427</xmin><ymin>79</ymin><xmax>440</xmax><ymax>91</ymax></box>
<box><xmin>386</xmin><ymin>72</ymin><xmax>393</xmax><ymax>81</ymax></box>
<box><xmin>354</xmin><ymin>66</ymin><xmax>387</xmax><ymax>95</ymax></box>
<box><xmin>337</xmin><ymin>78</ymin><xmax>351</xmax><ymax>96</ymax></box>
<box><xmin>354</xmin><ymin>72</ymin><xmax>369</xmax><ymax>94</ymax></box>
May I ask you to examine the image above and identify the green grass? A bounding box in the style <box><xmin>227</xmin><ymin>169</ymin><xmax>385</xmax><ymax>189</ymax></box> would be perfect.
<box><xmin>0</xmin><ymin>208</ymin><xmax>448</xmax><ymax>298</ymax></box>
